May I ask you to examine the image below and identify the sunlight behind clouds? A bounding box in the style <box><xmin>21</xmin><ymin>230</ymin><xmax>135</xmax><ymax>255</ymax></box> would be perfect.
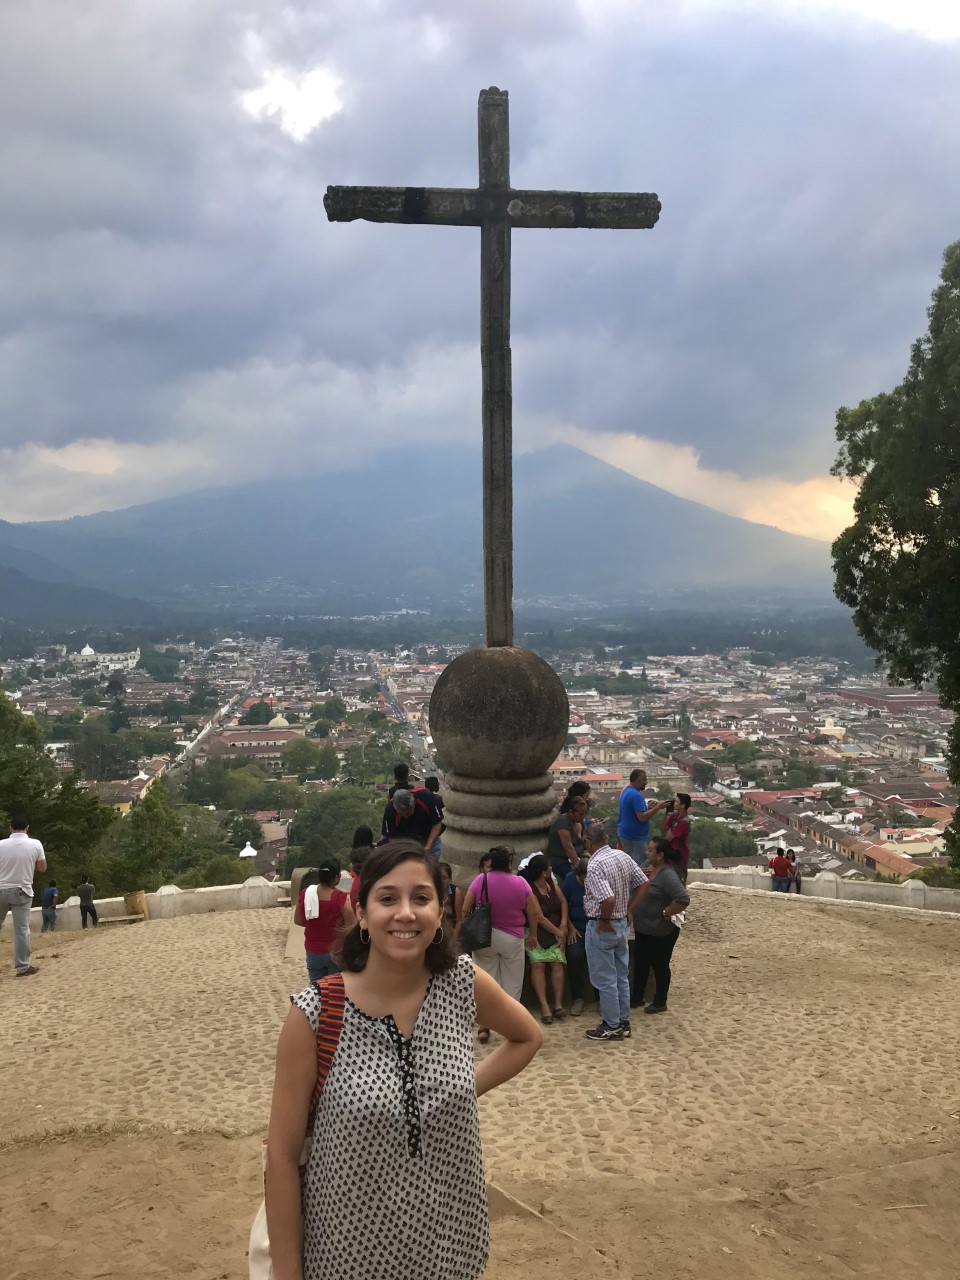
<box><xmin>241</xmin><ymin>65</ymin><xmax>343</xmax><ymax>141</ymax></box>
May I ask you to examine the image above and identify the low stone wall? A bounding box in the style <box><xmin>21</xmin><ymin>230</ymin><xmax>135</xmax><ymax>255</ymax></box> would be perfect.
<box><xmin>688</xmin><ymin>868</ymin><xmax>960</xmax><ymax>913</ymax></box>
<box><xmin>1</xmin><ymin>877</ymin><xmax>291</xmax><ymax>936</ymax></box>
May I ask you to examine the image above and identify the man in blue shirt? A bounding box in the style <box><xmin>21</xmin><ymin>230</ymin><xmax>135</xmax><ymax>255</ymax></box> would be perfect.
<box><xmin>40</xmin><ymin>880</ymin><xmax>58</xmax><ymax>932</ymax></box>
<box><xmin>617</xmin><ymin>768</ymin><xmax>670</xmax><ymax>867</ymax></box>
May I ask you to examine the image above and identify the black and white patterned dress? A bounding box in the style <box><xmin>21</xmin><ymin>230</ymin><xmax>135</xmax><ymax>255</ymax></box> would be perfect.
<box><xmin>290</xmin><ymin>953</ymin><xmax>489</xmax><ymax>1280</ymax></box>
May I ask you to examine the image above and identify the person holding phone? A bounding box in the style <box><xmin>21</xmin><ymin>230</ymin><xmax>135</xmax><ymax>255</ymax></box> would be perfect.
<box><xmin>617</xmin><ymin>769</ymin><xmax>671</xmax><ymax>866</ymax></box>
<box><xmin>660</xmin><ymin>793</ymin><xmax>692</xmax><ymax>883</ymax></box>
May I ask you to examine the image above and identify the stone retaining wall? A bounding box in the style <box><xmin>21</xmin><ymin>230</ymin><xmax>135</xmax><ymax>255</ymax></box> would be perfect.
<box><xmin>1</xmin><ymin>876</ymin><xmax>290</xmax><ymax>936</ymax></box>
<box><xmin>688</xmin><ymin>868</ymin><xmax>960</xmax><ymax>913</ymax></box>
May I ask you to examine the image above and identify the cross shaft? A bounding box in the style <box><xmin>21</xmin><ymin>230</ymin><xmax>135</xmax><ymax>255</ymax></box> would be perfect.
<box><xmin>324</xmin><ymin>87</ymin><xmax>660</xmax><ymax>647</ymax></box>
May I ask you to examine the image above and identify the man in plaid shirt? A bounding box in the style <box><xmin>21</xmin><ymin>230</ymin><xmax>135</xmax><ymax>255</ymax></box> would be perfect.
<box><xmin>583</xmin><ymin>823</ymin><xmax>647</xmax><ymax>1041</ymax></box>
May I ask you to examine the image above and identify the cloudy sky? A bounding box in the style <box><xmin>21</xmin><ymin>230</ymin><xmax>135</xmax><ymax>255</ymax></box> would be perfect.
<box><xmin>1</xmin><ymin>0</ymin><xmax>959</xmax><ymax>537</ymax></box>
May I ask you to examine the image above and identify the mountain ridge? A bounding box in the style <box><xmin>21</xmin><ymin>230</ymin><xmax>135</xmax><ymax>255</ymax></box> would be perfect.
<box><xmin>0</xmin><ymin>445</ymin><xmax>832</xmax><ymax>609</ymax></box>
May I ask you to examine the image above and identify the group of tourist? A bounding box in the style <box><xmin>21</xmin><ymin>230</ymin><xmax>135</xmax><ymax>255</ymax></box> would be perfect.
<box><xmin>0</xmin><ymin>815</ymin><xmax>101</xmax><ymax>977</ymax></box>
<box><xmin>293</xmin><ymin>765</ymin><xmax>693</xmax><ymax>1046</ymax></box>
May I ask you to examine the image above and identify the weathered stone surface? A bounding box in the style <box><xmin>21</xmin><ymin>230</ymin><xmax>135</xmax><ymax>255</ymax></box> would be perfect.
<box><xmin>443</xmin><ymin>771</ymin><xmax>555</xmax><ymax>795</ymax></box>
<box><xmin>430</xmin><ymin>646</ymin><xmax>568</xmax><ymax>780</ymax></box>
<box><xmin>442</xmin><ymin>781</ymin><xmax>557</xmax><ymax>819</ymax></box>
<box><xmin>324</xmin><ymin>185</ymin><xmax>661</xmax><ymax>229</ymax></box>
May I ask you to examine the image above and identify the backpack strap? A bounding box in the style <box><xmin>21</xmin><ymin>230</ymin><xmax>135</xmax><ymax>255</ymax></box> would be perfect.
<box><xmin>307</xmin><ymin>972</ymin><xmax>346</xmax><ymax>1130</ymax></box>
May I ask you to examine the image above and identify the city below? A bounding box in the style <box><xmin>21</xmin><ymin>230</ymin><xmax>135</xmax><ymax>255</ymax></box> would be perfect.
<box><xmin>3</xmin><ymin>632</ymin><xmax>954</xmax><ymax>888</ymax></box>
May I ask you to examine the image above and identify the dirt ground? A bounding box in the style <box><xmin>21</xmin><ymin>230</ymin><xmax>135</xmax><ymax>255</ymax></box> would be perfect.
<box><xmin>3</xmin><ymin>887</ymin><xmax>960</xmax><ymax>1278</ymax></box>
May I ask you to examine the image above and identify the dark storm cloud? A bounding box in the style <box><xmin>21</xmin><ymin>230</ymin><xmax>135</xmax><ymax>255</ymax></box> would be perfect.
<box><xmin>0</xmin><ymin>0</ymin><xmax>958</xmax><ymax>515</ymax></box>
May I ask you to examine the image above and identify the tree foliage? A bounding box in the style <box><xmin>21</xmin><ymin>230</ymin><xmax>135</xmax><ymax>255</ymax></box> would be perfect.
<box><xmin>0</xmin><ymin>694</ymin><xmax>117</xmax><ymax>898</ymax></box>
<box><xmin>137</xmin><ymin>645</ymin><xmax>181</xmax><ymax>682</ymax></box>
<box><xmin>227</xmin><ymin>814</ymin><xmax>265</xmax><ymax>850</ymax></box>
<box><xmin>687</xmin><ymin>819</ymin><xmax>758</xmax><ymax>868</ymax></box>
<box><xmin>691</xmin><ymin>761</ymin><xmax>718</xmax><ymax>790</ymax></box>
<box><xmin>239</xmin><ymin>700</ymin><xmax>273</xmax><ymax>725</ymax></box>
<box><xmin>831</xmin><ymin>241</ymin><xmax>960</xmax><ymax>866</ymax></box>
<box><xmin>176</xmin><ymin>756</ymin><xmax>301</xmax><ymax>813</ymax></box>
<box><xmin>289</xmin><ymin>786</ymin><xmax>384</xmax><ymax>863</ymax></box>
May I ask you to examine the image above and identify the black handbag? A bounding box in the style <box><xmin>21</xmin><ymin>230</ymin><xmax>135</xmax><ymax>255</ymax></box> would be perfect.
<box><xmin>460</xmin><ymin>873</ymin><xmax>493</xmax><ymax>953</ymax></box>
<box><xmin>536</xmin><ymin>924</ymin><xmax>556</xmax><ymax>950</ymax></box>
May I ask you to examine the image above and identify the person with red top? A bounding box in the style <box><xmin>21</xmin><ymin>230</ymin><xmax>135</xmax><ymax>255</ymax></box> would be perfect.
<box><xmin>661</xmin><ymin>792</ymin><xmax>692</xmax><ymax>883</ymax></box>
<box><xmin>294</xmin><ymin>856</ymin><xmax>356</xmax><ymax>982</ymax></box>
<box><xmin>769</xmin><ymin>849</ymin><xmax>792</xmax><ymax>892</ymax></box>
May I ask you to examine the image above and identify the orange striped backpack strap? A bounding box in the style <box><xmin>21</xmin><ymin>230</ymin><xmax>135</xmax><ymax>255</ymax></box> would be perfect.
<box><xmin>307</xmin><ymin>972</ymin><xmax>346</xmax><ymax>1128</ymax></box>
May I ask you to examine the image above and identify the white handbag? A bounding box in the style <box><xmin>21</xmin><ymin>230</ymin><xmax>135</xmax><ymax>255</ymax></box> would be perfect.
<box><xmin>248</xmin><ymin>974</ymin><xmax>345</xmax><ymax>1279</ymax></box>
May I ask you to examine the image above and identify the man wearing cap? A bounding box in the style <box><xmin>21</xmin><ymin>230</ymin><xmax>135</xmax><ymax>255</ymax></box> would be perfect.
<box><xmin>0</xmin><ymin>815</ymin><xmax>47</xmax><ymax>977</ymax></box>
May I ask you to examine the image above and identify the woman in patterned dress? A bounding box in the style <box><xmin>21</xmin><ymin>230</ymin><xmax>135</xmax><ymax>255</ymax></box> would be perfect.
<box><xmin>265</xmin><ymin>840</ymin><xmax>542</xmax><ymax>1280</ymax></box>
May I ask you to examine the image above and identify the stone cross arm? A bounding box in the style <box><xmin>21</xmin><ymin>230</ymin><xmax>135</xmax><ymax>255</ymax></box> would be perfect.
<box><xmin>324</xmin><ymin>185</ymin><xmax>661</xmax><ymax>230</ymax></box>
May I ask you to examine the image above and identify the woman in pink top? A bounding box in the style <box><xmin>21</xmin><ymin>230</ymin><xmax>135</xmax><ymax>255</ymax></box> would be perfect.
<box><xmin>463</xmin><ymin>846</ymin><xmax>541</xmax><ymax>1044</ymax></box>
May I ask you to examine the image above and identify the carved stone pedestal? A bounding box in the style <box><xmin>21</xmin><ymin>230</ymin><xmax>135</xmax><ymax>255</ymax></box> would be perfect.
<box><xmin>429</xmin><ymin>646</ymin><xmax>569</xmax><ymax>871</ymax></box>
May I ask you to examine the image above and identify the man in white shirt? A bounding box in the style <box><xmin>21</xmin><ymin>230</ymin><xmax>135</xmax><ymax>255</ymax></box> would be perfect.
<box><xmin>0</xmin><ymin>815</ymin><xmax>47</xmax><ymax>977</ymax></box>
<box><xmin>582</xmin><ymin>822</ymin><xmax>647</xmax><ymax>1042</ymax></box>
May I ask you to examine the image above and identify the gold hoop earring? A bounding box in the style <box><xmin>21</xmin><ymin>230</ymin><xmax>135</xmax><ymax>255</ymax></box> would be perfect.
<box><xmin>359</xmin><ymin>927</ymin><xmax>370</xmax><ymax>945</ymax></box>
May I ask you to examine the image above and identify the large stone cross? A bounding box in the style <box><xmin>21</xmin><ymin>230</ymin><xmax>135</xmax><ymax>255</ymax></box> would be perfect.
<box><xmin>325</xmin><ymin>87</ymin><xmax>660</xmax><ymax>646</ymax></box>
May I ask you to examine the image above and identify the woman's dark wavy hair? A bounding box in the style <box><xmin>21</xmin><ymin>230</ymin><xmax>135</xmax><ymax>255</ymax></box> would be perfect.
<box><xmin>560</xmin><ymin>780</ymin><xmax>591</xmax><ymax>814</ymax></box>
<box><xmin>488</xmin><ymin>845</ymin><xmax>514</xmax><ymax>872</ymax></box>
<box><xmin>649</xmin><ymin>836</ymin><xmax>684</xmax><ymax>869</ymax></box>
<box><xmin>338</xmin><ymin>840</ymin><xmax>456</xmax><ymax>974</ymax></box>
<box><xmin>519</xmin><ymin>853</ymin><xmax>548</xmax><ymax>886</ymax></box>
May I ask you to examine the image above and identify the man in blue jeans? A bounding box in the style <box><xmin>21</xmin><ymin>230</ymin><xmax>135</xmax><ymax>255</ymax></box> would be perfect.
<box><xmin>617</xmin><ymin>768</ymin><xmax>670</xmax><ymax>866</ymax></box>
<box><xmin>582</xmin><ymin>823</ymin><xmax>647</xmax><ymax>1041</ymax></box>
<box><xmin>0</xmin><ymin>815</ymin><xmax>47</xmax><ymax>977</ymax></box>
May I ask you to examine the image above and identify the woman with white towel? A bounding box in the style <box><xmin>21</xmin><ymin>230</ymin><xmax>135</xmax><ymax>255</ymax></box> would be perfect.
<box><xmin>294</xmin><ymin>857</ymin><xmax>356</xmax><ymax>982</ymax></box>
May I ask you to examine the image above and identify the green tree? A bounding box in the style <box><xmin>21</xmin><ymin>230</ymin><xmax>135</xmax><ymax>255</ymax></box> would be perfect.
<box><xmin>160</xmin><ymin>694</ymin><xmax>186</xmax><ymax>723</ymax></box>
<box><xmin>239</xmin><ymin>700</ymin><xmax>273</xmax><ymax>726</ymax></box>
<box><xmin>137</xmin><ymin>645</ymin><xmax>181</xmax><ymax>682</ymax></box>
<box><xmin>315</xmin><ymin>745</ymin><xmax>339</xmax><ymax>780</ymax></box>
<box><xmin>285</xmin><ymin>737</ymin><xmax>322</xmax><ymax>779</ymax></box>
<box><xmin>687</xmin><ymin>819</ymin><xmax>758</xmax><ymax>868</ymax></box>
<box><xmin>177</xmin><ymin>852</ymin><xmax>251</xmax><ymax>889</ymax></box>
<box><xmin>71</xmin><ymin>716</ymin><xmax>114</xmax><ymax>781</ymax></box>
<box><xmin>290</xmin><ymin>786</ymin><xmax>383</xmax><ymax>862</ymax></box>
<box><xmin>831</xmin><ymin>241</ymin><xmax>960</xmax><ymax>867</ymax></box>
<box><xmin>677</xmin><ymin>702</ymin><xmax>691</xmax><ymax>746</ymax></box>
<box><xmin>222</xmin><ymin>765</ymin><xmax>273</xmax><ymax>812</ymax></box>
<box><xmin>107</xmin><ymin>696</ymin><xmax>130</xmax><ymax>732</ymax></box>
<box><xmin>120</xmin><ymin>784</ymin><xmax>183</xmax><ymax>887</ymax></box>
<box><xmin>187</xmin><ymin>678</ymin><xmax>219</xmax><ymax>713</ymax></box>
<box><xmin>105</xmin><ymin>673</ymin><xmax>125</xmax><ymax>697</ymax></box>
<box><xmin>691</xmin><ymin>761</ymin><xmax>718</xmax><ymax>790</ymax></box>
<box><xmin>730</xmin><ymin>740</ymin><xmax>760</xmax><ymax>770</ymax></box>
<box><xmin>227</xmin><ymin>814</ymin><xmax>265</xmax><ymax>850</ymax></box>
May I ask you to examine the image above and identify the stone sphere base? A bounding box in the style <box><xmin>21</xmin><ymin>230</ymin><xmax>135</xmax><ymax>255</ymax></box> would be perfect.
<box><xmin>429</xmin><ymin>646</ymin><xmax>569</xmax><ymax>873</ymax></box>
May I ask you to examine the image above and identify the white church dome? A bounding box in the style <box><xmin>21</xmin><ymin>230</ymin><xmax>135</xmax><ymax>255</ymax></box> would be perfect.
<box><xmin>268</xmin><ymin>713</ymin><xmax>290</xmax><ymax>728</ymax></box>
